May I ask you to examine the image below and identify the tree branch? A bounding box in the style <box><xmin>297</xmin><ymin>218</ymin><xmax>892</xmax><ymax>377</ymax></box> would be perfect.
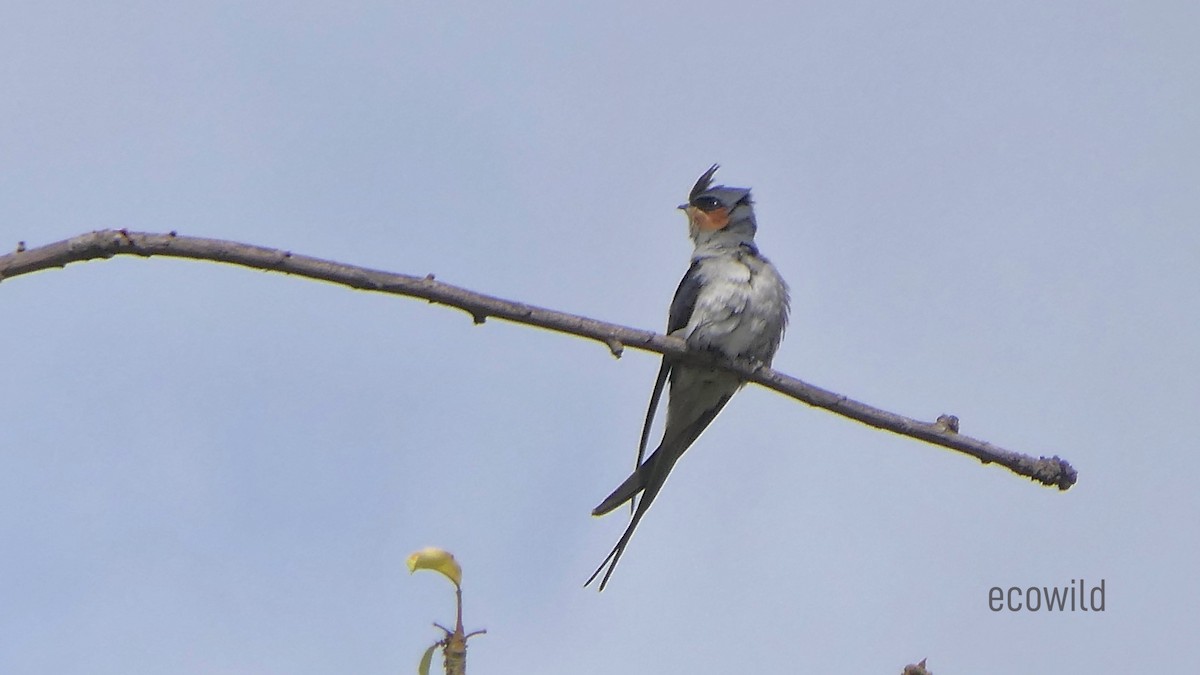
<box><xmin>0</xmin><ymin>230</ymin><xmax>1076</xmax><ymax>490</ymax></box>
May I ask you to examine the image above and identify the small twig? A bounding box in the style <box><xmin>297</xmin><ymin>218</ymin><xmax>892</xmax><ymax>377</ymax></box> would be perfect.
<box><xmin>0</xmin><ymin>230</ymin><xmax>1077</xmax><ymax>490</ymax></box>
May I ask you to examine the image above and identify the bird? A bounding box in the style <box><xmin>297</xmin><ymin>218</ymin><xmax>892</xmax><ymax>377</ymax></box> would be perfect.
<box><xmin>585</xmin><ymin>164</ymin><xmax>790</xmax><ymax>590</ymax></box>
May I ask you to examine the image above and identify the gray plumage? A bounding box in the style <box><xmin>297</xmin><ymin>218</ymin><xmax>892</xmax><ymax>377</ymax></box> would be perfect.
<box><xmin>586</xmin><ymin>165</ymin><xmax>789</xmax><ymax>590</ymax></box>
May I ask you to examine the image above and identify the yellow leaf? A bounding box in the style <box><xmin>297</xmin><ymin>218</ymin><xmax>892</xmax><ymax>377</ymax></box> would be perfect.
<box><xmin>406</xmin><ymin>547</ymin><xmax>462</xmax><ymax>587</ymax></box>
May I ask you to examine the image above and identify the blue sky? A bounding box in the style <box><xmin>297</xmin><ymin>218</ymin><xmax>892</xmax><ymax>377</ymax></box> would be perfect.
<box><xmin>2</xmin><ymin>1</ymin><xmax>1198</xmax><ymax>672</ymax></box>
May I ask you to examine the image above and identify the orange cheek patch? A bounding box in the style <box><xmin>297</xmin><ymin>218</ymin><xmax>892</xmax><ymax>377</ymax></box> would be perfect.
<box><xmin>691</xmin><ymin>206</ymin><xmax>730</xmax><ymax>231</ymax></box>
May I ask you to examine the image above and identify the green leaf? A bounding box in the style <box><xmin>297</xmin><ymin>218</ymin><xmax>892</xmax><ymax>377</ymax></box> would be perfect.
<box><xmin>417</xmin><ymin>642</ymin><xmax>438</xmax><ymax>675</ymax></box>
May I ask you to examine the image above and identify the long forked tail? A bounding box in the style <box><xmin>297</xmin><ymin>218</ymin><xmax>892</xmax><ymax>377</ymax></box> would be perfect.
<box><xmin>585</xmin><ymin>477</ymin><xmax>664</xmax><ymax>590</ymax></box>
<box><xmin>594</xmin><ymin>387</ymin><xmax>730</xmax><ymax>518</ymax></box>
<box><xmin>592</xmin><ymin>453</ymin><xmax>661</xmax><ymax>517</ymax></box>
<box><xmin>585</xmin><ymin>394</ymin><xmax>732</xmax><ymax>590</ymax></box>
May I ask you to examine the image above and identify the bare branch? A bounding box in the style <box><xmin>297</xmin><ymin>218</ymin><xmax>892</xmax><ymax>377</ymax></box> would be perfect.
<box><xmin>0</xmin><ymin>230</ymin><xmax>1077</xmax><ymax>490</ymax></box>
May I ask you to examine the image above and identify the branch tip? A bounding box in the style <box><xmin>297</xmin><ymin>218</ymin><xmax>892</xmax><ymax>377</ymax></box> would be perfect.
<box><xmin>1037</xmin><ymin>456</ymin><xmax>1077</xmax><ymax>490</ymax></box>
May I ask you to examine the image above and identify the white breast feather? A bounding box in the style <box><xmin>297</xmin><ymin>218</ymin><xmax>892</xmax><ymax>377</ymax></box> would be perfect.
<box><xmin>683</xmin><ymin>254</ymin><xmax>786</xmax><ymax>362</ymax></box>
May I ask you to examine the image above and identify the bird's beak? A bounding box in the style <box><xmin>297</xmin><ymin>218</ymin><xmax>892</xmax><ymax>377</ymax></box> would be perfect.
<box><xmin>677</xmin><ymin>203</ymin><xmax>689</xmax><ymax>210</ymax></box>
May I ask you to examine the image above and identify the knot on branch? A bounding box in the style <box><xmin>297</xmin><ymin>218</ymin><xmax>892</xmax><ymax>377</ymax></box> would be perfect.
<box><xmin>604</xmin><ymin>338</ymin><xmax>624</xmax><ymax>358</ymax></box>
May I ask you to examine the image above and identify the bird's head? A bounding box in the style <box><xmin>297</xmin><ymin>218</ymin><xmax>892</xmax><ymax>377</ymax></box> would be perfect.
<box><xmin>678</xmin><ymin>164</ymin><xmax>757</xmax><ymax>250</ymax></box>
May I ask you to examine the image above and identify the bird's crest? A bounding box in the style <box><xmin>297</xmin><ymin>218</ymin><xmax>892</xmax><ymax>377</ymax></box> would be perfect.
<box><xmin>689</xmin><ymin>164</ymin><xmax>720</xmax><ymax>201</ymax></box>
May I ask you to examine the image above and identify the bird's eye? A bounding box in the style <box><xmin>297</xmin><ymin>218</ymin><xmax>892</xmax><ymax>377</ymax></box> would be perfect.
<box><xmin>692</xmin><ymin>196</ymin><xmax>722</xmax><ymax>211</ymax></box>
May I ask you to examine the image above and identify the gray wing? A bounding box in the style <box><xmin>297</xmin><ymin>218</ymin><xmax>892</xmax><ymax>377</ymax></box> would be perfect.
<box><xmin>667</xmin><ymin>259</ymin><xmax>704</xmax><ymax>335</ymax></box>
<box><xmin>634</xmin><ymin>260</ymin><xmax>703</xmax><ymax>470</ymax></box>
